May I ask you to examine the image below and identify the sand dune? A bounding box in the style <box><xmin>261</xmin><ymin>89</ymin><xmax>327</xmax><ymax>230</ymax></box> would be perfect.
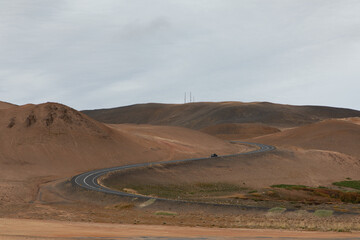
<box><xmin>82</xmin><ymin>102</ymin><xmax>360</xmax><ymax>129</ymax></box>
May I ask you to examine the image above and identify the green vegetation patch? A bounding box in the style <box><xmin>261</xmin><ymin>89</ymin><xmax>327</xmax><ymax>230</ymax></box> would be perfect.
<box><xmin>123</xmin><ymin>182</ymin><xmax>247</xmax><ymax>200</ymax></box>
<box><xmin>333</xmin><ymin>180</ymin><xmax>360</xmax><ymax>190</ymax></box>
<box><xmin>314</xmin><ymin>210</ymin><xmax>333</xmax><ymax>217</ymax></box>
<box><xmin>271</xmin><ymin>183</ymin><xmax>360</xmax><ymax>204</ymax></box>
<box><xmin>271</xmin><ymin>184</ymin><xmax>307</xmax><ymax>190</ymax></box>
<box><xmin>268</xmin><ymin>207</ymin><xmax>286</xmax><ymax>214</ymax></box>
<box><xmin>154</xmin><ymin>211</ymin><xmax>178</xmax><ymax>216</ymax></box>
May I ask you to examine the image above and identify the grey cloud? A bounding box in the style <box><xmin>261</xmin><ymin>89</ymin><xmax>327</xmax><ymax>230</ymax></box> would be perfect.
<box><xmin>0</xmin><ymin>0</ymin><xmax>360</xmax><ymax>110</ymax></box>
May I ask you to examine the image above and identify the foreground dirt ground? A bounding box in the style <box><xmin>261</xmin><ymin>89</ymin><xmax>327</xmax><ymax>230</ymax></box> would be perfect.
<box><xmin>1</xmin><ymin>218</ymin><xmax>360</xmax><ymax>239</ymax></box>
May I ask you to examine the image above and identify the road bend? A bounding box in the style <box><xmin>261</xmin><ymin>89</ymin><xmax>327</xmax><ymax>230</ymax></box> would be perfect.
<box><xmin>72</xmin><ymin>142</ymin><xmax>275</xmax><ymax>200</ymax></box>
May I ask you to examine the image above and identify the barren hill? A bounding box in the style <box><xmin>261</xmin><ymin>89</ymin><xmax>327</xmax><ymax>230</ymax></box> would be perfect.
<box><xmin>105</xmin><ymin>119</ymin><xmax>360</xmax><ymax>190</ymax></box>
<box><xmin>0</xmin><ymin>102</ymin><xmax>243</xmax><ymax>203</ymax></box>
<box><xmin>254</xmin><ymin>119</ymin><xmax>360</xmax><ymax>158</ymax></box>
<box><xmin>82</xmin><ymin>102</ymin><xmax>360</xmax><ymax>129</ymax></box>
<box><xmin>0</xmin><ymin>101</ymin><xmax>17</xmax><ymax>109</ymax></box>
<box><xmin>201</xmin><ymin>123</ymin><xmax>280</xmax><ymax>140</ymax></box>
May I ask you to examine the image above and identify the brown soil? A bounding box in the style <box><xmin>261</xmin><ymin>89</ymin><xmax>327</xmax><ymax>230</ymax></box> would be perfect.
<box><xmin>82</xmin><ymin>101</ymin><xmax>360</xmax><ymax>129</ymax></box>
<box><xmin>254</xmin><ymin>119</ymin><xmax>360</xmax><ymax>157</ymax></box>
<box><xmin>201</xmin><ymin>123</ymin><xmax>280</xmax><ymax>139</ymax></box>
<box><xmin>102</xmin><ymin>147</ymin><xmax>360</xmax><ymax>189</ymax></box>
<box><xmin>1</xmin><ymin>218</ymin><xmax>359</xmax><ymax>239</ymax></box>
<box><xmin>0</xmin><ymin>101</ymin><xmax>17</xmax><ymax>109</ymax></box>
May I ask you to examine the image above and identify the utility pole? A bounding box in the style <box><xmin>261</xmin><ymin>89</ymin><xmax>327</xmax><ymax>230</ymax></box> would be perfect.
<box><xmin>190</xmin><ymin>92</ymin><xmax>192</xmax><ymax>103</ymax></box>
<box><xmin>184</xmin><ymin>92</ymin><xmax>186</xmax><ymax>104</ymax></box>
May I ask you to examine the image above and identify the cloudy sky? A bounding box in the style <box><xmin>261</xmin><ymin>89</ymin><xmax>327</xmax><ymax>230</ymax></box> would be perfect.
<box><xmin>1</xmin><ymin>0</ymin><xmax>359</xmax><ymax>110</ymax></box>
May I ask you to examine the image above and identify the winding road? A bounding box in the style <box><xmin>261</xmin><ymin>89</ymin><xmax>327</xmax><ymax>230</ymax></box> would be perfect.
<box><xmin>72</xmin><ymin>142</ymin><xmax>275</xmax><ymax>200</ymax></box>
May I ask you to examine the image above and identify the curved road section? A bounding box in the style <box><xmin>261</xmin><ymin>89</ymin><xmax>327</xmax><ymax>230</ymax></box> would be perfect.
<box><xmin>72</xmin><ymin>142</ymin><xmax>275</xmax><ymax>200</ymax></box>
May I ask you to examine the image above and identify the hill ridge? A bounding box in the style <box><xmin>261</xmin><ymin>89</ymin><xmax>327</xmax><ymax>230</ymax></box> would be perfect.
<box><xmin>82</xmin><ymin>102</ymin><xmax>360</xmax><ymax>129</ymax></box>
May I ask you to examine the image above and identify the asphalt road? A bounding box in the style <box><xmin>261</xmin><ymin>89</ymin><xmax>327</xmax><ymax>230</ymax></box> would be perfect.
<box><xmin>72</xmin><ymin>141</ymin><xmax>275</xmax><ymax>200</ymax></box>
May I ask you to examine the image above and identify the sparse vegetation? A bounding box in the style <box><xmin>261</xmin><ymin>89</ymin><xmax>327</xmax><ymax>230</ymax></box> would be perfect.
<box><xmin>271</xmin><ymin>184</ymin><xmax>307</xmax><ymax>189</ymax></box>
<box><xmin>105</xmin><ymin>202</ymin><xmax>134</xmax><ymax>210</ymax></box>
<box><xmin>154</xmin><ymin>211</ymin><xmax>178</xmax><ymax>216</ymax></box>
<box><xmin>333</xmin><ymin>180</ymin><xmax>360</xmax><ymax>190</ymax></box>
<box><xmin>271</xmin><ymin>184</ymin><xmax>360</xmax><ymax>204</ymax></box>
<box><xmin>116</xmin><ymin>182</ymin><xmax>247</xmax><ymax>201</ymax></box>
<box><xmin>314</xmin><ymin>210</ymin><xmax>333</xmax><ymax>217</ymax></box>
<box><xmin>268</xmin><ymin>207</ymin><xmax>286</xmax><ymax>214</ymax></box>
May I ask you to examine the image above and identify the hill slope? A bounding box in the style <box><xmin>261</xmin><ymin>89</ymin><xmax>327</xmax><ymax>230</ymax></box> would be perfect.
<box><xmin>0</xmin><ymin>102</ymin><xmax>243</xmax><ymax>203</ymax></box>
<box><xmin>254</xmin><ymin>119</ymin><xmax>360</xmax><ymax>158</ymax></box>
<box><xmin>82</xmin><ymin>102</ymin><xmax>360</xmax><ymax>129</ymax></box>
<box><xmin>201</xmin><ymin>123</ymin><xmax>280</xmax><ymax>140</ymax></box>
<box><xmin>0</xmin><ymin>101</ymin><xmax>17</xmax><ymax>109</ymax></box>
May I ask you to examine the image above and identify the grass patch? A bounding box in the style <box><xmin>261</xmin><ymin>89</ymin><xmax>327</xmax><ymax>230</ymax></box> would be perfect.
<box><xmin>105</xmin><ymin>202</ymin><xmax>134</xmax><ymax>210</ymax></box>
<box><xmin>314</xmin><ymin>210</ymin><xmax>333</xmax><ymax>217</ymax></box>
<box><xmin>271</xmin><ymin>184</ymin><xmax>307</xmax><ymax>190</ymax></box>
<box><xmin>268</xmin><ymin>207</ymin><xmax>286</xmax><ymax>214</ymax></box>
<box><xmin>154</xmin><ymin>211</ymin><xmax>178</xmax><ymax>216</ymax></box>
<box><xmin>333</xmin><ymin>180</ymin><xmax>360</xmax><ymax>190</ymax></box>
<box><xmin>271</xmin><ymin>183</ymin><xmax>360</xmax><ymax>204</ymax></box>
<box><xmin>121</xmin><ymin>182</ymin><xmax>247</xmax><ymax>200</ymax></box>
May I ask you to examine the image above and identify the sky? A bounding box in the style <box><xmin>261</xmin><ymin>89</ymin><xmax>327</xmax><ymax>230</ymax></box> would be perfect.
<box><xmin>0</xmin><ymin>0</ymin><xmax>360</xmax><ymax>110</ymax></box>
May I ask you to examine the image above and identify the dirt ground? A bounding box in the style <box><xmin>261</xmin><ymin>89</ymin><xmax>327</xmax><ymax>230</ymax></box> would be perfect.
<box><xmin>1</xmin><ymin>218</ymin><xmax>360</xmax><ymax>239</ymax></box>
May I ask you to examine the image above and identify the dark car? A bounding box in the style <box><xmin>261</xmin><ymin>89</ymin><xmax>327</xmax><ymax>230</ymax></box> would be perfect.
<box><xmin>211</xmin><ymin>153</ymin><xmax>218</xmax><ymax>158</ymax></box>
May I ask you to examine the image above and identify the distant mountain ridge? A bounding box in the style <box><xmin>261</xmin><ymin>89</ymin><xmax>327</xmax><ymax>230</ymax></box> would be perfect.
<box><xmin>82</xmin><ymin>102</ymin><xmax>360</xmax><ymax>129</ymax></box>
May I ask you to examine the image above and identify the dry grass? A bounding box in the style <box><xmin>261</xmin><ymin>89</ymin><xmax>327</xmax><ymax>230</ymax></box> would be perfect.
<box><xmin>232</xmin><ymin>212</ymin><xmax>360</xmax><ymax>232</ymax></box>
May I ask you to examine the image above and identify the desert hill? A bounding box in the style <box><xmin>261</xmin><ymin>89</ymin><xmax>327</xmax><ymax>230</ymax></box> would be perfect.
<box><xmin>201</xmin><ymin>123</ymin><xmax>280</xmax><ymax>140</ymax></box>
<box><xmin>254</xmin><ymin>119</ymin><xmax>360</xmax><ymax>158</ymax></box>
<box><xmin>105</xmin><ymin>119</ymin><xmax>360</xmax><ymax>190</ymax></box>
<box><xmin>0</xmin><ymin>101</ymin><xmax>17</xmax><ymax>109</ymax></box>
<box><xmin>0</xmin><ymin>102</ymin><xmax>244</xmax><ymax>203</ymax></box>
<box><xmin>82</xmin><ymin>102</ymin><xmax>360</xmax><ymax>129</ymax></box>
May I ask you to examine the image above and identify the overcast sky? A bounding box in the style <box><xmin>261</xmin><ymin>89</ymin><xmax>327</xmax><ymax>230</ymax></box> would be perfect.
<box><xmin>1</xmin><ymin>0</ymin><xmax>359</xmax><ymax>110</ymax></box>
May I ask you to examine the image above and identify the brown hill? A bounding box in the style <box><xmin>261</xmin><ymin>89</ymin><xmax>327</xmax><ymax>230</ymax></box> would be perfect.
<box><xmin>82</xmin><ymin>102</ymin><xmax>360</xmax><ymax>129</ymax></box>
<box><xmin>201</xmin><ymin>123</ymin><xmax>280</xmax><ymax>140</ymax></box>
<box><xmin>104</xmin><ymin>147</ymin><xmax>360</xmax><ymax>189</ymax></box>
<box><xmin>0</xmin><ymin>101</ymin><xmax>17</xmax><ymax>109</ymax></box>
<box><xmin>0</xmin><ymin>102</ymin><xmax>243</xmax><ymax>203</ymax></box>
<box><xmin>254</xmin><ymin>119</ymin><xmax>360</xmax><ymax>158</ymax></box>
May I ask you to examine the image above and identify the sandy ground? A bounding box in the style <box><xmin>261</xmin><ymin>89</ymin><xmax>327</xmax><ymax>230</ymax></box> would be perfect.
<box><xmin>1</xmin><ymin>218</ymin><xmax>360</xmax><ymax>239</ymax></box>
